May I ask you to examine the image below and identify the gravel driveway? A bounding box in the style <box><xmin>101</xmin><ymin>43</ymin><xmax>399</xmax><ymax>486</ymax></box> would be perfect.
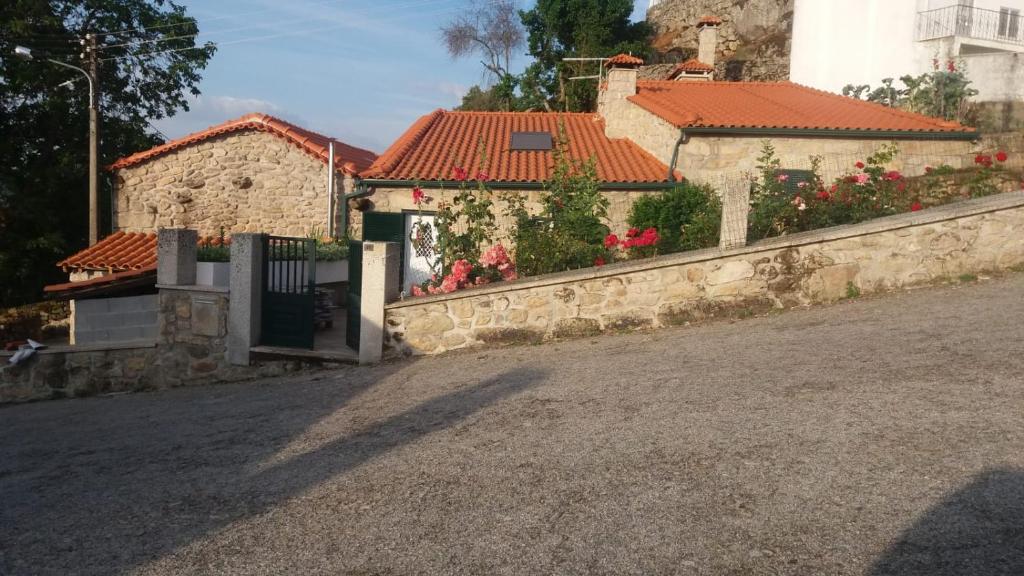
<box><xmin>2</xmin><ymin>275</ymin><xmax>1023</xmax><ymax>575</ymax></box>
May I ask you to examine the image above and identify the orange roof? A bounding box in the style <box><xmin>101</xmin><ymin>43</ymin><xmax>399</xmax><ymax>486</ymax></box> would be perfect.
<box><xmin>108</xmin><ymin>113</ymin><xmax>378</xmax><ymax>173</ymax></box>
<box><xmin>362</xmin><ymin>110</ymin><xmax>675</xmax><ymax>184</ymax></box>
<box><xmin>628</xmin><ymin>81</ymin><xmax>978</xmax><ymax>134</ymax></box>
<box><xmin>605</xmin><ymin>53</ymin><xmax>645</xmax><ymax>68</ymax></box>
<box><xmin>698</xmin><ymin>16</ymin><xmax>723</xmax><ymax>26</ymax></box>
<box><xmin>669</xmin><ymin>59</ymin><xmax>715</xmax><ymax>78</ymax></box>
<box><xmin>58</xmin><ymin>231</ymin><xmax>157</xmax><ymax>272</ymax></box>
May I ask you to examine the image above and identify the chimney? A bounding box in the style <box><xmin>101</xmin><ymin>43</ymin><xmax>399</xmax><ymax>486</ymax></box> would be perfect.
<box><xmin>697</xmin><ymin>16</ymin><xmax>721</xmax><ymax>69</ymax></box>
<box><xmin>602</xmin><ymin>53</ymin><xmax>643</xmax><ymax>101</ymax></box>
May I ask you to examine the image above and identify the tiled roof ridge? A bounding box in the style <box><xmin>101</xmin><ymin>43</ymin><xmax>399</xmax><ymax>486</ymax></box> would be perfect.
<box><xmin>362</xmin><ymin>109</ymin><xmax>446</xmax><ymax>178</ymax></box>
<box><xmin>108</xmin><ymin>113</ymin><xmax>378</xmax><ymax>171</ymax></box>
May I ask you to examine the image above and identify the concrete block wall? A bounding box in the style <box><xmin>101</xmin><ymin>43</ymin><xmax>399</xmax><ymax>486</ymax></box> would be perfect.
<box><xmin>71</xmin><ymin>294</ymin><xmax>159</xmax><ymax>345</ymax></box>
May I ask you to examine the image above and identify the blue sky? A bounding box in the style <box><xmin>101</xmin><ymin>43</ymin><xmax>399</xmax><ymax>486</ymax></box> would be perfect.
<box><xmin>153</xmin><ymin>0</ymin><xmax>648</xmax><ymax>153</ymax></box>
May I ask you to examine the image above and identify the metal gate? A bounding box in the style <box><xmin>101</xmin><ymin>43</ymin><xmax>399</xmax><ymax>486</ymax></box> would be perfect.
<box><xmin>261</xmin><ymin>235</ymin><xmax>316</xmax><ymax>349</ymax></box>
<box><xmin>346</xmin><ymin>212</ymin><xmax>406</xmax><ymax>351</ymax></box>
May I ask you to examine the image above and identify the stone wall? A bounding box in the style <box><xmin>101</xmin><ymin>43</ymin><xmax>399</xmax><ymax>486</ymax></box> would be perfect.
<box><xmin>647</xmin><ymin>0</ymin><xmax>794</xmax><ymax>81</ymax></box>
<box><xmin>679</xmin><ymin>134</ymin><xmax>978</xmax><ymax>185</ymax></box>
<box><xmin>70</xmin><ymin>294</ymin><xmax>158</xmax><ymax>345</ymax></box>
<box><xmin>359</xmin><ymin>186</ymin><xmax>664</xmax><ymax>243</ymax></box>
<box><xmin>114</xmin><ymin>130</ymin><xmax>335</xmax><ymax>237</ymax></box>
<box><xmin>383</xmin><ymin>191</ymin><xmax>1024</xmax><ymax>356</ymax></box>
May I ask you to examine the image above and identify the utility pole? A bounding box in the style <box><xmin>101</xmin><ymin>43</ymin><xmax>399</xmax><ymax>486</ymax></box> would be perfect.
<box><xmin>84</xmin><ymin>33</ymin><xmax>100</xmax><ymax>245</ymax></box>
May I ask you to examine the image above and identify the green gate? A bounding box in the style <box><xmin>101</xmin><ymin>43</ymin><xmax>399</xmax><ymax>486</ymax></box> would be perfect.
<box><xmin>345</xmin><ymin>212</ymin><xmax>406</xmax><ymax>351</ymax></box>
<box><xmin>261</xmin><ymin>235</ymin><xmax>316</xmax><ymax>349</ymax></box>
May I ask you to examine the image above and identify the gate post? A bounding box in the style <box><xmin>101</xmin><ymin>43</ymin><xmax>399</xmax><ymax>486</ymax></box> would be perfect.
<box><xmin>359</xmin><ymin>241</ymin><xmax>400</xmax><ymax>365</ymax></box>
<box><xmin>228</xmin><ymin>233</ymin><xmax>265</xmax><ymax>366</ymax></box>
<box><xmin>157</xmin><ymin>228</ymin><xmax>198</xmax><ymax>286</ymax></box>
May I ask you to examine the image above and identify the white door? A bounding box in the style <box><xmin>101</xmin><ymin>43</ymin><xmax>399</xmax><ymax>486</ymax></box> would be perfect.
<box><xmin>404</xmin><ymin>213</ymin><xmax>439</xmax><ymax>293</ymax></box>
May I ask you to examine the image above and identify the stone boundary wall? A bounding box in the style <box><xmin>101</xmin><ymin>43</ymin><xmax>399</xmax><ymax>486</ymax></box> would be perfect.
<box><xmin>384</xmin><ymin>191</ymin><xmax>1024</xmax><ymax>356</ymax></box>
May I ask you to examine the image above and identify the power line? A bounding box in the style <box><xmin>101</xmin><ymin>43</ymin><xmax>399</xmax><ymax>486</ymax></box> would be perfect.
<box><xmin>98</xmin><ymin>0</ymin><xmax>461</xmax><ymax>51</ymax></box>
<box><xmin>99</xmin><ymin>2</ymin><xmax>469</xmax><ymax>62</ymax></box>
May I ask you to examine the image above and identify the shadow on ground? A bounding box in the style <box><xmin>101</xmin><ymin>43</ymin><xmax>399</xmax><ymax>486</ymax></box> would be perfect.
<box><xmin>0</xmin><ymin>364</ymin><xmax>545</xmax><ymax>575</ymax></box>
<box><xmin>871</xmin><ymin>468</ymin><xmax>1024</xmax><ymax>576</ymax></box>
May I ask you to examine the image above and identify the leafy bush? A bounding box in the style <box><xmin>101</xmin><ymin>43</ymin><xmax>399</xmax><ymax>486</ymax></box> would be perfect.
<box><xmin>505</xmin><ymin>131</ymin><xmax>612</xmax><ymax>276</ymax></box>
<box><xmin>627</xmin><ymin>182</ymin><xmax>721</xmax><ymax>253</ymax></box>
<box><xmin>843</xmin><ymin>61</ymin><xmax>979</xmax><ymax>125</ymax></box>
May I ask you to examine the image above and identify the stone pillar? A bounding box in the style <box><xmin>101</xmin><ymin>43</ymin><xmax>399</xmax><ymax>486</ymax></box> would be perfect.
<box><xmin>228</xmin><ymin>233</ymin><xmax>265</xmax><ymax>366</ymax></box>
<box><xmin>719</xmin><ymin>181</ymin><xmax>750</xmax><ymax>250</ymax></box>
<box><xmin>157</xmin><ymin>228</ymin><xmax>197</xmax><ymax>286</ymax></box>
<box><xmin>359</xmin><ymin>241</ymin><xmax>400</xmax><ymax>365</ymax></box>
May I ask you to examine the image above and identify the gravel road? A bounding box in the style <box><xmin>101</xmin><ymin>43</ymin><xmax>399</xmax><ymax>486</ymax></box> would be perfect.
<box><xmin>2</xmin><ymin>275</ymin><xmax>1023</xmax><ymax>575</ymax></box>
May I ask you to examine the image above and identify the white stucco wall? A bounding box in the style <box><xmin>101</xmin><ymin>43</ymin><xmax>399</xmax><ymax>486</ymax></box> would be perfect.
<box><xmin>790</xmin><ymin>0</ymin><xmax>1024</xmax><ymax>100</ymax></box>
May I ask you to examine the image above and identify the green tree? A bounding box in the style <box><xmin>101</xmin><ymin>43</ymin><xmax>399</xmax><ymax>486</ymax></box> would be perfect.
<box><xmin>0</xmin><ymin>0</ymin><xmax>215</xmax><ymax>307</ymax></box>
<box><xmin>519</xmin><ymin>0</ymin><xmax>650</xmax><ymax>112</ymax></box>
<box><xmin>842</xmin><ymin>61</ymin><xmax>979</xmax><ymax>124</ymax></box>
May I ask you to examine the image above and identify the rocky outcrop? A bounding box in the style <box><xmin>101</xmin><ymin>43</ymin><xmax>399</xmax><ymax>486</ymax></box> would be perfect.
<box><xmin>645</xmin><ymin>0</ymin><xmax>794</xmax><ymax>81</ymax></box>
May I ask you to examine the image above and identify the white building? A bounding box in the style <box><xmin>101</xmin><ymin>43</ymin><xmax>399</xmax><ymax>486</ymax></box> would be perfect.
<box><xmin>791</xmin><ymin>0</ymin><xmax>1024</xmax><ymax>102</ymax></box>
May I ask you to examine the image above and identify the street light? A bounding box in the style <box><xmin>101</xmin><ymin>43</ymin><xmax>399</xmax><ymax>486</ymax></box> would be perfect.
<box><xmin>14</xmin><ymin>44</ymin><xmax>99</xmax><ymax>245</ymax></box>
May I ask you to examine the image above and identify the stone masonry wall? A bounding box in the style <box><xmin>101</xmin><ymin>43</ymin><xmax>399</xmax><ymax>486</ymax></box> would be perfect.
<box><xmin>384</xmin><ymin>191</ymin><xmax>1024</xmax><ymax>356</ymax></box>
<box><xmin>114</xmin><ymin>130</ymin><xmax>332</xmax><ymax>237</ymax></box>
<box><xmin>360</xmin><ymin>186</ymin><xmax>664</xmax><ymax>244</ymax></box>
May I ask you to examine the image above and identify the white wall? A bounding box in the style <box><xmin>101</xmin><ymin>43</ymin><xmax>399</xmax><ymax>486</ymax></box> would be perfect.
<box><xmin>791</xmin><ymin>0</ymin><xmax>1024</xmax><ymax>99</ymax></box>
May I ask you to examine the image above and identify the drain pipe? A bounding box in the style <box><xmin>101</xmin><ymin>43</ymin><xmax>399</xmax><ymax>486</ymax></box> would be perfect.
<box><xmin>339</xmin><ymin>181</ymin><xmax>373</xmax><ymax>240</ymax></box>
<box><xmin>668</xmin><ymin>129</ymin><xmax>689</xmax><ymax>183</ymax></box>
<box><xmin>327</xmin><ymin>142</ymin><xmax>336</xmax><ymax>237</ymax></box>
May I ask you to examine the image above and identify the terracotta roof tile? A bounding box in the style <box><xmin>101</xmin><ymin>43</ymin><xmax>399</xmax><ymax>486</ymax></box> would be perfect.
<box><xmin>57</xmin><ymin>231</ymin><xmax>157</xmax><ymax>272</ymax></box>
<box><xmin>361</xmin><ymin>110</ymin><xmax>674</xmax><ymax>184</ymax></box>
<box><xmin>668</xmin><ymin>59</ymin><xmax>715</xmax><ymax>78</ymax></box>
<box><xmin>108</xmin><ymin>113</ymin><xmax>377</xmax><ymax>173</ymax></box>
<box><xmin>628</xmin><ymin>81</ymin><xmax>978</xmax><ymax>134</ymax></box>
<box><xmin>698</xmin><ymin>15</ymin><xmax>723</xmax><ymax>26</ymax></box>
<box><xmin>605</xmin><ymin>53</ymin><xmax>645</xmax><ymax>68</ymax></box>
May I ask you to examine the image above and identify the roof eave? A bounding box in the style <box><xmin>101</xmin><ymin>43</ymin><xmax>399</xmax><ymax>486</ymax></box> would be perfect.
<box><xmin>681</xmin><ymin>126</ymin><xmax>980</xmax><ymax>141</ymax></box>
<box><xmin>358</xmin><ymin>178</ymin><xmax>675</xmax><ymax>190</ymax></box>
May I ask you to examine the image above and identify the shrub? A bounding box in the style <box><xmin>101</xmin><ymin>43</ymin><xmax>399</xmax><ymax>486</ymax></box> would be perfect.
<box><xmin>505</xmin><ymin>128</ymin><xmax>612</xmax><ymax>276</ymax></box>
<box><xmin>627</xmin><ymin>182</ymin><xmax>721</xmax><ymax>253</ymax></box>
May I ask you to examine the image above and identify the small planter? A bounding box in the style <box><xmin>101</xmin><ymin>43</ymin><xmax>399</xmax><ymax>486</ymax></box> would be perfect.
<box><xmin>316</xmin><ymin>260</ymin><xmax>348</xmax><ymax>285</ymax></box>
<box><xmin>196</xmin><ymin>261</ymin><xmax>230</xmax><ymax>287</ymax></box>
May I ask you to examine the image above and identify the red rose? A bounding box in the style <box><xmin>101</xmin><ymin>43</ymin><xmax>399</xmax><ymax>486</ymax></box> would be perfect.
<box><xmin>626</xmin><ymin>227</ymin><xmax>640</xmax><ymax>238</ymax></box>
<box><xmin>855</xmin><ymin>161</ymin><xmax>865</xmax><ymax>169</ymax></box>
<box><xmin>603</xmin><ymin>233</ymin><xmax>619</xmax><ymax>249</ymax></box>
<box><xmin>451</xmin><ymin>166</ymin><xmax>468</xmax><ymax>181</ymax></box>
<box><xmin>947</xmin><ymin>59</ymin><xmax>956</xmax><ymax>72</ymax></box>
<box><xmin>996</xmin><ymin>151</ymin><xmax>1008</xmax><ymax>162</ymax></box>
<box><xmin>412</xmin><ymin>186</ymin><xmax>425</xmax><ymax>204</ymax></box>
<box><xmin>594</xmin><ymin>256</ymin><xmax>606</xmax><ymax>267</ymax></box>
<box><xmin>816</xmin><ymin>190</ymin><xmax>831</xmax><ymax>201</ymax></box>
<box><xmin>910</xmin><ymin>202</ymin><xmax>923</xmax><ymax>212</ymax></box>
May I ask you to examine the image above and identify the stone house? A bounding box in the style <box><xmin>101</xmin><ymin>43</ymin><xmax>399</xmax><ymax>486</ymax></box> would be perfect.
<box><xmin>355</xmin><ymin>107</ymin><xmax>678</xmax><ymax>292</ymax></box>
<box><xmin>110</xmin><ymin>112</ymin><xmax>377</xmax><ymax>238</ymax></box>
<box><xmin>598</xmin><ymin>49</ymin><xmax>979</xmax><ymax>185</ymax></box>
<box><xmin>45</xmin><ymin>114</ymin><xmax>376</xmax><ymax>304</ymax></box>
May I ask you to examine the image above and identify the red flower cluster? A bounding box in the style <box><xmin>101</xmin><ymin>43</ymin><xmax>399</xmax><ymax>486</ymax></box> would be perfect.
<box><xmin>975</xmin><ymin>151</ymin><xmax>1007</xmax><ymax>168</ymax></box>
<box><xmin>451</xmin><ymin>166</ymin><xmax>469</xmax><ymax>181</ymax></box>
<box><xmin>412</xmin><ymin>186</ymin><xmax>425</xmax><ymax>205</ymax></box>
<box><xmin>882</xmin><ymin>170</ymin><xmax>903</xmax><ymax>181</ymax></box>
<box><xmin>855</xmin><ymin>161</ymin><xmax>865</xmax><ymax>169</ymax></box>
<box><xmin>594</xmin><ymin>256</ymin><xmax>606</xmax><ymax>267</ymax></box>
<box><xmin>910</xmin><ymin>202</ymin><xmax>923</xmax><ymax>212</ymax></box>
<box><xmin>816</xmin><ymin>189</ymin><xmax>831</xmax><ymax>201</ymax></box>
<box><xmin>620</xmin><ymin>227</ymin><xmax>660</xmax><ymax>249</ymax></box>
<box><xmin>603</xmin><ymin>233</ymin><xmax>619</xmax><ymax>249</ymax></box>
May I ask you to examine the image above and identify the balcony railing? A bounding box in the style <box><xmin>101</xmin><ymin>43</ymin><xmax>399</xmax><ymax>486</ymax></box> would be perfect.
<box><xmin>916</xmin><ymin>4</ymin><xmax>1023</xmax><ymax>46</ymax></box>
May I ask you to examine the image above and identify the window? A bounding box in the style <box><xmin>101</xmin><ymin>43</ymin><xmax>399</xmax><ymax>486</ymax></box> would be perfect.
<box><xmin>510</xmin><ymin>132</ymin><xmax>553</xmax><ymax>151</ymax></box>
<box><xmin>999</xmin><ymin>7</ymin><xmax>1020</xmax><ymax>39</ymax></box>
